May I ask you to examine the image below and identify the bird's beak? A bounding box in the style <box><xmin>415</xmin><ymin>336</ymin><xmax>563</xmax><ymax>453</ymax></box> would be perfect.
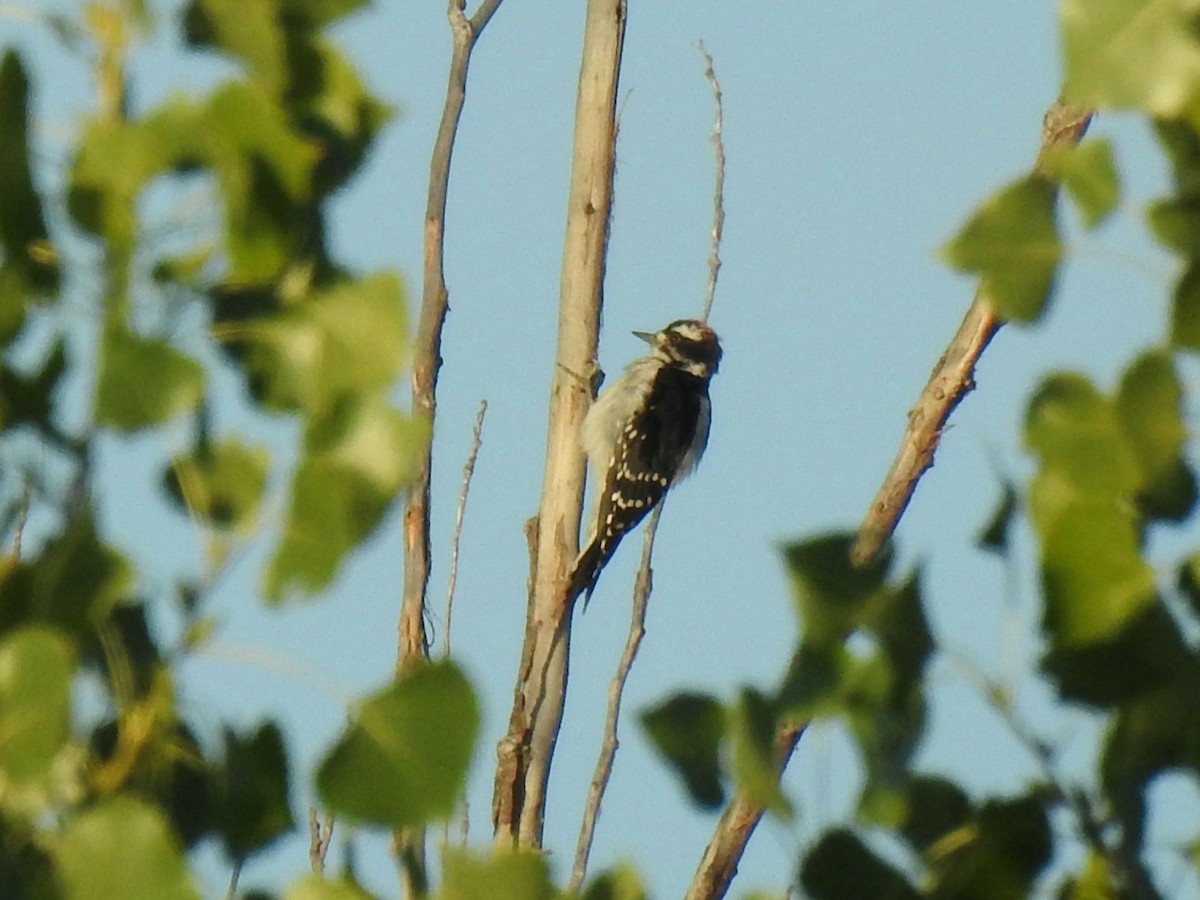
<box><xmin>632</xmin><ymin>330</ymin><xmax>656</xmax><ymax>344</ymax></box>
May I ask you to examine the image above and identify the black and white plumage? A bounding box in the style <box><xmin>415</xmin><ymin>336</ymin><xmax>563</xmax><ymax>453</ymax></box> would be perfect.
<box><xmin>567</xmin><ymin>318</ymin><xmax>722</xmax><ymax>605</ymax></box>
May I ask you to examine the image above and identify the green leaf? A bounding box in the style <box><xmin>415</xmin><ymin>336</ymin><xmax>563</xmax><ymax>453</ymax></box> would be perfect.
<box><xmin>214</xmin><ymin>722</ymin><xmax>293</xmax><ymax>860</ymax></box>
<box><xmin>927</xmin><ymin>796</ymin><xmax>1052</xmax><ymax>899</ymax></box>
<box><xmin>1171</xmin><ymin>263</ymin><xmax>1200</xmax><ymax>350</ymax></box>
<box><xmin>438</xmin><ymin>848</ymin><xmax>555</xmax><ymax>900</ymax></box>
<box><xmin>285</xmin><ymin>875</ymin><xmax>375</xmax><ymax>900</ymax></box>
<box><xmin>278</xmin><ymin>0</ymin><xmax>368</xmax><ymax>28</ymax></box>
<box><xmin>183</xmin><ymin>0</ymin><xmax>287</xmax><ymax>94</ymax></box>
<box><xmin>0</xmin><ymin>50</ymin><xmax>59</xmax><ymax>343</ymax></box>
<box><xmin>267</xmin><ymin>398</ymin><xmax>426</xmax><ymax>600</ymax></box>
<box><xmin>317</xmin><ymin>661</ymin><xmax>479</xmax><ymax>828</ymax></box>
<box><xmin>0</xmin><ymin>627</ymin><xmax>77</xmax><ymax>813</ymax></box>
<box><xmin>729</xmin><ymin>689</ymin><xmax>792</xmax><ymax>820</ymax></box>
<box><xmin>640</xmin><ymin>692</ymin><xmax>726</xmax><ymax>809</ymax></box>
<box><xmin>977</xmin><ymin>481</ymin><xmax>1018</xmax><ymax>555</ymax></box>
<box><xmin>1116</xmin><ymin>351</ymin><xmax>1196</xmax><ymax>521</ymax></box>
<box><xmin>900</xmin><ymin>775</ymin><xmax>971</xmax><ymax>854</ymax></box>
<box><xmin>52</xmin><ymin>797</ymin><xmax>199</xmax><ymax>900</ymax></box>
<box><xmin>243</xmin><ymin>272</ymin><xmax>408</xmax><ymax>414</ymax></box>
<box><xmin>581</xmin><ymin>864</ymin><xmax>647</xmax><ymax>900</ymax></box>
<box><xmin>941</xmin><ymin>175</ymin><xmax>1061</xmax><ymax>323</ymax></box>
<box><xmin>163</xmin><ymin>438</ymin><xmax>269</xmax><ymax>528</ymax></box>
<box><xmin>1061</xmin><ymin>0</ymin><xmax>1200</xmax><ymax>117</ymax></box>
<box><xmin>1043</xmin><ymin>138</ymin><xmax>1120</xmax><ymax>228</ymax></box>
<box><xmin>96</xmin><ymin>328</ymin><xmax>203</xmax><ymax>431</ymax></box>
<box><xmin>799</xmin><ymin>829</ymin><xmax>920</xmax><ymax>900</ymax></box>
<box><xmin>781</xmin><ymin>533</ymin><xmax>891</xmax><ymax>648</ymax></box>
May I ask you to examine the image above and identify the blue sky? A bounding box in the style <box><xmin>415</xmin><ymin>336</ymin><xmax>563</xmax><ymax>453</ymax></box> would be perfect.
<box><xmin>9</xmin><ymin>1</ymin><xmax>1199</xmax><ymax>896</ymax></box>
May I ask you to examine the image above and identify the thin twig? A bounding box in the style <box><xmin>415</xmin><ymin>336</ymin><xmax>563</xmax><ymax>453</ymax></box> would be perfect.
<box><xmin>308</xmin><ymin>807</ymin><xmax>335</xmax><ymax>874</ymax></box>
<box><xmin>443</xmin><ymin>399</ymin><xmax>487</xmax><ymax>659</ymax></box>
<box><xmin>850</xmin><ymin>98</ymin><xmax>1093</xmax><ymax>567</ymax></box>
<box><xmin>685</xmin><ymin>722</ymin><xmax>807</xmax><ymax>900</ymax></box>
<box><xmin>492</xmin><ymin>0</ymin><xmax>627</xmax><ymax>848</ymax></box>
<box><xmin>225</xmin><ymin>860</ymin><xmax>242</xmax><ymax>900</ymax></box>
<box><xmin>569</xmin><ymin>504</ymin><xmax>663</xmax><ymax>891</ymax></box>
<box><xmin>395</xmin><ymin>0</ymin><xmax>505</xmax><ymax>890</ymax></box>
<box><xmin>698</xmin><ymin>42</ymin><xmax>725</xmax><ymax>324</ymax></box>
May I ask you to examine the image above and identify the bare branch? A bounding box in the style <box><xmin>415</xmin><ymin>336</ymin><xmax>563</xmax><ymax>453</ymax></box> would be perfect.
<box><xmin>569</xmin><ymin>505</ymin><xmax>662</xmax><ymax>891</ymax></box>
<box><xmin>492</xmin><ymin>0</ymin><xmax>627</xmax><ymax>848</ymax></box>
<box><xmin>698</xmin><ymin>42</ymin><xmax>725</xmax><ymax>323</ymax></box>
<box><xmin>443</xmin><ymin>399</ymin><xmax>488</xmax><ymax>659</ymax></box>
<box><xmin>308</xmin><ymin>807</ymin><xmax>335</xmax><ymax>874</ymax></box>
<box><xmin>850</xmin><ymin>97</ymin><xmax>1093</xmax><ymax>567</ymax></box>
<box><xmin>396</xmin><ymin>0</ymin><xmax>506</xmax><ymax>889</ymax></box>
<box><xmin>685</xmin><ymin>722</ymin><xmax>807</xmax><ymax>900</ymax></box>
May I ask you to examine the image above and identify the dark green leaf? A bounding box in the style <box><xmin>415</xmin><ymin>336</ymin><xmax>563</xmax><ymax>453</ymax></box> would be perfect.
<box><xmin>1043</xmin><ymin>139</ymin><xmax>1120</xmax><ymax>228</ymax></box>
<box><xmin>799</xmin><ymin>828</ymin><xmax>920</xmax><ymax>900</ymax></box>
<box><xmin>266</xmin><ymin>399</ymin><xmax>426</xmax><ymax>600</ymax></box>
<box><xmin>0</xmin><ymin>627</ymin><xmax>76</xmax><ymax>809</ymax></box>
<box><xmin>1061</xmin><ymin>0</ymin><xmax>1200</xmax><ymax>116</ymax></box>
<box><xmin>317</xmin><ymin>661</ymin><xmax>478</xmax><ymax>828</ymax></box>
<box><xmin>901</xmin><ymin>775</ymin><xmax>972</xmax><ymax>854</ymax></box>
<box><xmin>941</xmin><ymin>175</ymin><xmax>1061</xmax><ymax>323</ymax></box>
<box><xmin>439</xmin><ymin>848</ymin><xmax>555</xmax><ymax>900</ymax></box>
<box><xmin>1147</xmin><ymin>196</ymin><xmax>1200</xmax><ymax>256</ymax></box>
<box><xmin>96</xmin><ymin>328</ymin><xmax>203</xmax><ymax>431</ymax></box>
<box><xmin>977</xmin><ymin>482</ymin><xmax>1018</xmax><ymax>555</ymax></box>
<box><xmin>1171</xmin><ymin>263</ymin><xmax>1200</xmax><ymax>351</ymax></box>
<box><xmin>0</xmin><ymin>50</ymin><xmax>59</xmax><ymax>342</ymax></box>
<box><xmin>782</xmin><ymin>533</ymin><xmax>891</xmax><ymax>647</ymax></box>
<box><xmin>214</xmin><ymin>722</ymin><xmax>293</xmax><ymax>860</ymax></box>
<box><xmin>52</xmin><ymin>797</ymin><xmax>199</xmax><ymax>900</ymax></box>
<box><xmin>928</xmin><ymin>796</ymin><xmax>1051</xmax><ymax>899</ymax></box>
<box><xmin>163</xmin><ymin>438</ymin><xmax>269</xmax><ymax>528</ymax></box>
<box><xmin>640</xmin><ymin>692</ymin><xmax>726</xmax><ymax>809</ymax></box>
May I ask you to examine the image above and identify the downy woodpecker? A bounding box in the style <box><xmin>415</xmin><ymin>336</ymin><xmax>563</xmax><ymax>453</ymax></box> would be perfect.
<box><xmin>567</xmin><ymin>318</ymin><xmax>722</xmax><ymax>604</ymax></box>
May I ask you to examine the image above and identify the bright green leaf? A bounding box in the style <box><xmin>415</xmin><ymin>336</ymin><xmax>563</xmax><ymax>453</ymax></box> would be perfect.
<box><xmin>941</xmin><ymin>175</ymin><xmax>1061</xmax><ymax>323</ymax></box>
<box><xmin>438</xmin><ymin>847</ymin><xmax>555</xmax><ymax>900</ymax></box>
<box><xmin>581</xmin><ymin>864</ymin><xmax>647</xmax><ymax>900</ymax></box>
<box><xmin>267</xmin><ymin>399</ymin><xmax>426</xmax><ymax>600</ymax></box>
<box><xmin>285</xmin><ymin>875</ymin><xmax>375</xmax><ymax>900</ymax></box>
<box><xmin>1061</xmin><ymin>0</ymin><xmax>1200</xmax><ymax>117</ymax></box>
<box><xmin>183</xmin><ymin>0</ymin><xmax>287</xmax><ymax>94</ymax></box>
<box><xmin>0</xmin><ymin>627</ymin><xmax>77</xmax><ymax>813</ymax></box>
<box><xmin>96</xmin><ymin>328</ymin><xmax>203</xmax><ymax>431</ymax></box>
<box><xmin>278</xmin><ymin>0</ymin><xmax>368</xmax><ymax>28</ymax></box>
<box><xmin>730</xmin><ymin>688</ymin><xmax>792</xmax><ymax>820</ymax></box>
<box><xmin>640</xmin><ymin>692</ymin><xmax>726</xmax><ymax>810</ymax></box>
<box><xmin>164</xmin><ymin>438</ymin><xmax>269</xmax><ymax>528</ymax></box>
<box><xmin>53</xmin><ymin>797</ymin><xmax>199</xmax><ymax>900</ymax></box>
<box><xmin>1043</xmin><ymin>138</ymin><xmax>1120</xmax><ymax>228</ymax></box>
<box><xmin>317</xmin><ymin>661</ymin><xmax>478</xmax><ymax>828</ymax></box>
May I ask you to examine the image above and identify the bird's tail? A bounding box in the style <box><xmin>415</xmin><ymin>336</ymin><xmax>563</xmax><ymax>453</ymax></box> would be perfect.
<box><xmin>565</xmin><ymin>537</ymin><xmax>615</xmax><ymax>610</ymax></box>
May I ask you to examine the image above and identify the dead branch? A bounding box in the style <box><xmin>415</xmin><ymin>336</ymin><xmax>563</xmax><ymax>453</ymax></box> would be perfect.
<box><xmin>443</xmin><ymin>399</ymin><xmax>488</xmax><ymax>659</ymax></box>
<box><xmin>491</xmin><ymin>0</ymin><xmax>628</xmax><ymax>848</ymax></box>
<box><xmin>396</xmin><ymin>0</ymin><xmax>506</xmax><ymax>890</ymax></box>
<box><xmin>849</xmin><ymin>98</ymin><xmax>1093</xmax><ymax>567</ymax></box>
<box><xmin>569</xmin><ymin>505</ymin><xmax>662</xmax><ymax>891</ymax></box>
<box><xmin>684</xmin><ymin>722</ymin><xmax>807</xmax><ymax>900</ymax></box>
<box><xmin>699</xmin><ymin>41</ymin><xmax>725</xmax><ymax>323</ymax></box>
<box><xmin>308</xmin><ymin>807</ymin><xmax>335</xmax><ymax>874</ymax></box>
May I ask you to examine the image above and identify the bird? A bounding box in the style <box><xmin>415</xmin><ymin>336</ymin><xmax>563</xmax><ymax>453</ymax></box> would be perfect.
<box><xmin>566</xmin><ymin>318</ymin><xmax>722</xmax><ymax>606</ymax></box>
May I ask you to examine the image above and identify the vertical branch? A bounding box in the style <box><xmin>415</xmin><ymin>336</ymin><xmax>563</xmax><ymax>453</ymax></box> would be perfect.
<box><xmin>492</xmin><ymin>0</ymin><xmax>627</xmax><ymax>848</ymax></box>
<box><xmin>684</xmin><ymin>722</ymin><xmax>806</xmax><ymax>900</ymax></box>
<box><xmin>849</xmin><ymin>98</ymin><xmax>1093</xmax><ymax>566</ymax></box>
<box><xmin>569</xmin><ymin>505</ymin><xmax>662</xmax><ymax>891</ymax></box>
<box><xmin>443</xmin><ymin>399</ymin><xmax>488</xmax><ymax>659</ymax></box>
<box><xmin>698</xmin><ymin>41</ymin><xmax>725</xmax><ymax>324</ymax></box>
<box><xmin>396</xmin><ymin>0</ymin><xmax>505</xmax><ymax>892</ymax></box>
